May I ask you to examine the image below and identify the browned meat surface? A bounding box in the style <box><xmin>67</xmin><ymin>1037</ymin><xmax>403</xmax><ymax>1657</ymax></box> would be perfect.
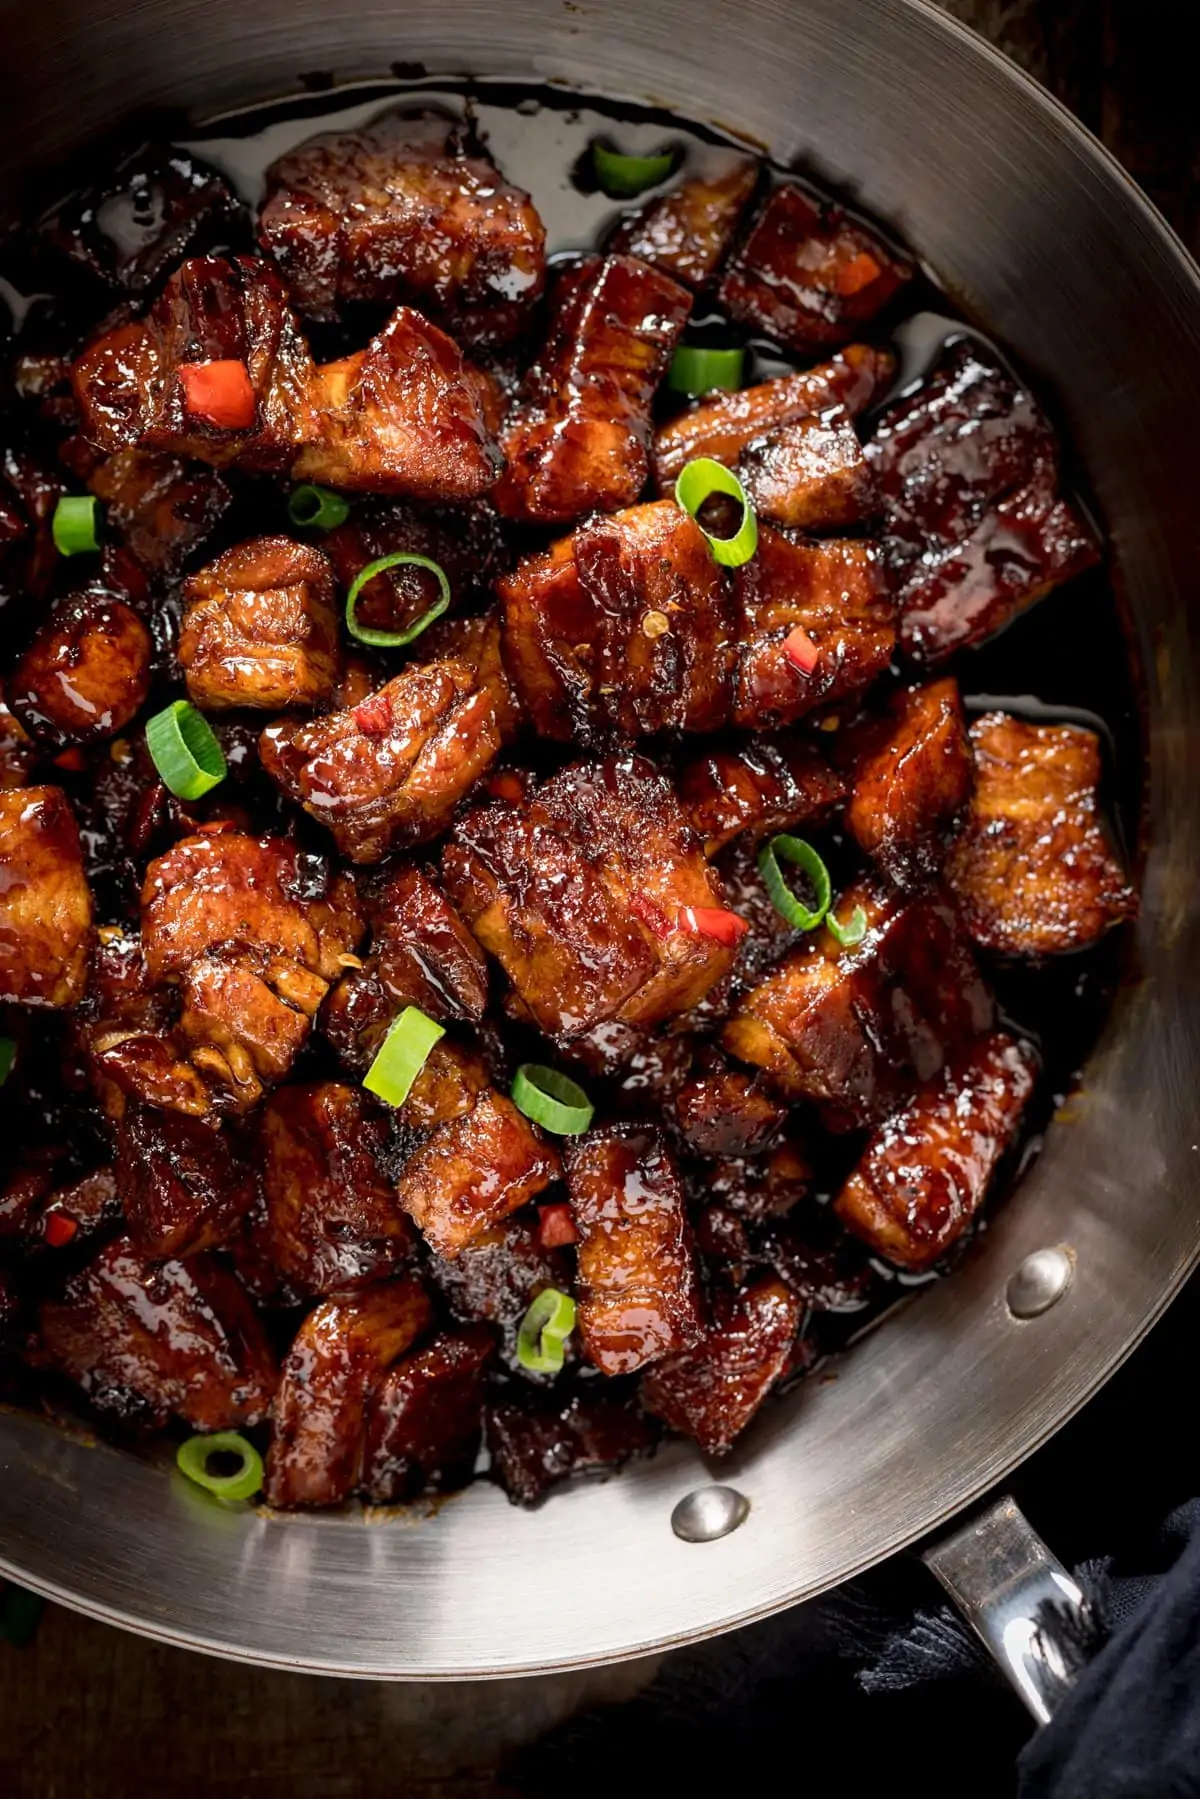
<box><xmin>259</xmin><ymin>110</ymin><xmax>546</xmax><ymax>343</ymax></box>
<box><xmin>0</xmin><ymin>697</ymin><xmax>37</xmax><ymax>790</ymax></box>
<box><xmin>265</xmin><ymin>1275</ymin><xmax>432</xmax><ymax>1508</ymax></box>
<box><xmin>841</xmin><ymin>677</ymin><xmax>973</xmax><ymax>884</ymax></box>
<box><xmin>708</xmin><ymin>1136</ymin><xmax>813</xmax><ymax>1220</ymax></box>
<box><xmin>641</xmin><ymin>1274</ymin><xmax>800</xmax><ymax>1453</ymax></box>
<box><xmin>763</xmin><ymin>1218</ymin><xmax>875</xmax><ymax>1310</ymax></box>
<box><xmin>835</xmin><ymin>1032</ymin><xmax>1038</xmax><ymax>1270</ymax></box>
<box><xmin>737</xmin><ymin>410</ymin><xmax>876</xmax><ymax>531</ymax></box>
<box><xmin>9</xmin><ymin>588</ymin><xmax>151</xmax><ymax>750</ymax></box>
<box><xmin>362</xmin><ymin>1325</ymin><xmax>495</xmax><ymax>1502</ymax></box>
<box><xmin>42</xmin><ymin>145</ymin><xmax>241</xmax><ymax>293</ymax></box>
<box><xmin>719</xmin><ymin>185</ymin><xmax>912</xmax><ymax>352</ymax></box>
<box><xmin>678</xmin><ymin>738</ymin><xmax>845</xmax><ymax>857</ymax></box>
<box><xmin>607</xmin><ymin>158</ymin><xmax>758</xmax><ymax>289</ymax></box>
<box><xmin>0</xmin><ymin>786</ymin><xmax>93</xmax><ymax>1007</ymax></box>
<box><xmin>428</xmin><ymin>1211</ymin><xmax>571</xmax><ymax>1370</ymax></box>
<box><xmin>1</xmin><ymin>447</ymin><xmax>64</xmax><ymax>611</ymax></box>
<box><xmin>494</xmin><ymin>256</ymin><xmax>691</xmax><ymax>524</ymax></box>
<box><xmin>486</xmin><ymin>1389</ymin><xmax>657</xmax><ymax>1506</ymax></box>
<box><xmin>117</xmin><ymin>1103</ymin><xmax>256</xmax><ymax>1257</ymax></box>
<box><xmin>179</xmin><ymin>535</ymin><xmax>340</xmax><ymax>712</ymax></box>
<box><xmin>865</xmin><ymin>339</ymin><xmax>1100</xmax><ymax>662</ymax></box>
<box><xmin>673</xmin><ymin>1066</ymin><xmax>785</xmax><ymax>1158</ymax></box>
<box><xmin>323</xmin><ymin>497</ymin><xmax>503</xmax><ymax>639</ymax></box>
<box><xmin>36</xmin><ymin>1238</ymin><xmax>276</xmax><ymax>1430</ymax></box>
<box><xmin>565</xmin><ymin>1125</ymin><xmax>703</xmax><ymax>1375</ymax></box>
<box><xmin>945</xmin><ymin>712</ymin><xmax>1136</xmax><ymax>955</ymax></box>
<box><xmin>85</xmin><ymin>449</ymin><xmax>232</xmax><ymax>577</ymax></box>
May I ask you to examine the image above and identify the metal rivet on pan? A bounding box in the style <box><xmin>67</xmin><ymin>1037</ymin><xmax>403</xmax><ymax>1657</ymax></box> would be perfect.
<box><xmin>1006</xmin><ymin>1246</ymin><xmax>1074</xmax><ymax>1319</ymax></box>
<box><xmin>671</xmin><ymin>1485</ymin><xmax>750</xmax><ymax>1542</ymax></box>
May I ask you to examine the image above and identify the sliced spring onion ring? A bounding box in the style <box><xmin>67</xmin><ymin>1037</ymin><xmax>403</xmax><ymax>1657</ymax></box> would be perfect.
<box><xmin>288</xmin><ymin>484</ymin><xmax>350</xmax><ymax>530</ymax></box>
<box><xmin>0</xmin><ymin>1037</ymin><xmax>15</xmax><ymax>1087</ymax></box>
<box><xmin>364</xmin><ymin>1005</ymin><xmax>445</xmax><ymax>1108</ymax></box>
<box><xmin>511</xmin><ymin>1064</ymin><xmax>594</xmax><ymax>1136</ymax></box>
<box><xmin>757</xmin><ymin>834</ymin><xmax>832</xmax><ymax>932</ymax></box>
<box><xmin>52</xmin><ymin>494</ymin><xmax>100</xmax><ymax>556</ymax></box>
<box><xmin>827</xmin><ymin>905</ymin><xmax>868</xmax><ymax>949</ymax></box>
<box><xmin>145</xmin><ymin>700</ymin><xmax>227</xmax><ymax>801</ymax></box>
<box><xmin>668</xmin><ymin>345</ymin><xmax>745</xmax><ymax>398</ymax></box>
<box><xmin>516</xmin><ymin>1287</ymin><xmax>577</xmax><ymax>1374</ymax></box>
<box><xmin>176</xmin><ymin>1432</ymin><xmax>264</xmax><ymax>1502</ymax></box>
<box><xmin>674</xmin><ymin>457</ymin><xmax>758</xmax><ymax>567</ymax></box>
<box><xmin>591</xmin><ymin>138</ymin><xmax>678</xmax><ymax>197</ymax></box>
<box><xmin>345</xmin><ymin>552</ymin><xmax>451</xmax><ymax>648</ymax></box>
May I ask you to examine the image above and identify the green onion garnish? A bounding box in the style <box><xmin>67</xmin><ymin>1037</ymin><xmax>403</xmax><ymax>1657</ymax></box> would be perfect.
<box><xmin>176</xmin><ymin>1431</ymin><xmax>264</xmax><ymax>1502</ymax></box>
<box><xmin>0</xmin><ymin>1037</ymin><xmax>15</xmax><ymax>1087</ymax></box>
<box><xmin>516</xmin><ymin>1287</ymin><xmax>577</xmax><ymax>1374</ymax></box>
<box><xmin>757</xmin><ymin>834</ymin><xmax>833</xmax><ymax>932</ymax></box>
<box><xmin>668</xmin><ymin>346</ymin><xmax>746</xmax><ymax>398</ymax></box>
<box><xmin>363</xmin><ymin>1005</ymin><xmax>445</xmax><ymax>1108</ymax></box>
<box><xmin>145</xmin><ymin>700</ymin><xmax>226</xmax><ymax>801</ymax></box>
<box><xmin>287</xmin><ymin>483</ymin><xmax>350</xmax><ymax>530</ymax></box>
<box><xmin>591</xmin><ymin>138</ymin><xmax>678</xmax><ymax>198</ymax></box>
<box><xmin>345</xmin><ymin>552</ymin><xmax>451</xmax><ymax>648</ymax></box>
<box><xmin>827</xmin><ymin>905</ymin><xmax>869</xmax><ymax>949</ymax></box>
<box><xmin>511</xmin><ymin>1064</ymin><xmax>594</xmax><ymax>1136</ymax></box>
<box><xmin>52</xmin><ymin>494</ymin><xmax>101</xmax><ymax>556</ymax></box>
<box><xmin>674</xmin><ymin>456</ymin><xmax>758</xmax><ymax>567</ymax></box>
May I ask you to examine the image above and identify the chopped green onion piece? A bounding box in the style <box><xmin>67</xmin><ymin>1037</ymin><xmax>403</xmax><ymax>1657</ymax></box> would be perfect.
<box><xmin>757</xmin><ymin>834</ymin><xmax>832</xmax><ymax>932</ymax></box>
<box><xmin>827</xmin><ymin>904</ymin><xmax>868</xmax><ymax>949</ymax></box>
<box><xmin>287</xmin><ymin>483</ymin><xmax>350</xmax><ymax>530</ymax></box>
<box><xmin>52</xmin><ymin>494</ymin><xmax>101</xmax><ymax>556</ymax></box>
<box><xmin>511</xmin><ymin>1064</ymin><xmax>594</xmax><ymax>1136</ymax></box>
<box><xmin>176</xmin><ymin>1432</ymin><xmax>264</xmax><ymax>1502</ymax></box>
<box><xmin>517</xmin><ymin>1287</ymin><xmax>577</xmax><ymax>1374</ymax></box>
<box><xmin>591</xmin><ymin>138</ymin><xmax>678</xmax><ymax>198</ymax></box>
<box><xmin>364</xmin><ymin>1005</ymin><xmax>444</xmax><ymax>1108</ymax></box>
<box><xmin>145</xmin><ymin>699</ymin><xmax>226</xmax><ymax>801</ymax></box>
<box><xmin>674</xmin><ymin>456</ymin><xmax>758</xmax><ymax>567</ymax></box>
<box><xmin>345</xmin><ymin>552</ymin><xmax>452</xmax><ymax>648</ymax></box>
<box><xmin>668</xmin><ymin>345</ymin><xmax>745</xmax><ymax>398</ymax></box>
<box><xmin>0</xmin><ymin>1037</ymin><xmax>15</xmax><ymax>1087</ymax></box>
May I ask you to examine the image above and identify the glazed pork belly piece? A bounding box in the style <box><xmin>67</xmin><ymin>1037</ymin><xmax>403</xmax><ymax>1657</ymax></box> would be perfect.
<box><xmin>840</xmin><ymin>676</ymin><xmax>974</xmax><ymax>885</ymax></box>
<box><xmin>0</xmin><ymin>786</ymin><xmax>93</xmax><ymax>1007</ymax></box>
<box><xmin>736</xmin><ymin>410</ymin><xmax>877</xmax><ymax>532</ymax></box>
<box><xmin>493</xmin><ymin>255</ymin><xmax>691</xmax><ymax>524</ymax></box>
<box><xmin>9</xmin><ymin>582</ymin><xmax>151</xmax><ymax>749</ymax></box>
<box><xmin>677</xmin><ymin>738</ymin><xmax>846</xmax><ymax>857</ymax></box>
<box><xmin>0</xmin><ymin>447</ymin><xmax>64</xmax><ymax>613</ymax></box>
<box><xmin>486</xmin><ymin>1389</ymin><xmax>657</xmax><ymax>1507</ymax></box>
<box><xmin>607</xmin><ymin>157</ymin><xmax>758</xmax><ymax>289</ymax></box>
<box><xmin>362</xmin><ymin>1325</ymin><xmax>496</xmax><ymax>1503</ymax></box>
<box><xmin>865</xmin><ymin>339</ymin><xmax>1100</xmax><ymax>662</ymax></box>
<box><xmin>258</xmin><ymin>109</ymin><xmax>546</xmax><ymax>344</ymax></box>
<box><xmin>719</xmin><ymin>184</ymin><xmax>912</xmax><ymax>353</ymax></box>
<box><xmin>641</xmin><ymin>1274</ymin><xmax>801</xmax><ymax>1454</ymax></box>
<box><xmin>945</xmin><ymin>712</ymin><xmax>1136</xmax><ymax>955</ymax></box>
<box><xmin>322</xmin><ymin>496</ymin><xmax>504</xmax><ymax>640</ymax></box>
<box><xmin>835</xmin><ymin>1031</ymin><xmax>1038</xmax><ymax>1270</ymax></box>
<box><xmin>178</xmin><ymin>535</ymin><xmax>341</xmax><ymax>712</ymax></box>
<box><xmin>672</xmin><ymin>1063</ymin><xmax>787</xmax><ymax>1158</ymax></box>
<box><xmin>443</xmin><ymin>753</ymin><xmax>741</xmax><ymax>1045</ymax></box>
<box><xmin>261</xmin><ymin>610</ymin><xmax>517</xmax><ymax>863</ymax></box>
<box><xmin>117</xmin><ymin>1102</ymin><xmax>257</xmax><ymax>1258</ymax></box>
<box><xmin>564</xmin><ymin>1124</ymin><xmax>704</xmax><ymax>1375</ymax></box>
<box><xmin>428</xmin><ymin>1211</ymin><xmax>572</xmax><ymax>1371</ymax></box>
<box><xmin>83</xmin><ymin>449</ymin><xmax>232</xmax><ymax>578</ymax></box>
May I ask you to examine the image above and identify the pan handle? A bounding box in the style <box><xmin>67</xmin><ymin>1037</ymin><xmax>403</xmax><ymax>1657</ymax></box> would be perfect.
<box><xmin>922</xmin><ymin>1496</ymin><xmax>1096</xmax><ymax>1723</ymax></box>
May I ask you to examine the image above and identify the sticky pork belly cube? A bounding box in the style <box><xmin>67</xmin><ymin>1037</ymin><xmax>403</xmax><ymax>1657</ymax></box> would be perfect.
<box><xmin>0</xmin><ymin>786</ymin><xmax>93</xmax><ymax>1007</ymax></box>
<box><xmin>36</xmin><ymin>1237</ymin><xmax>277</xmax><ymax>1431</ymax></box>
<box><xmin>945</xmin><ymin>712</ymin><xmax>1136</xmax><ymax>955</ymax></box>
<box><xmin>493</xmin><ymin>255</ymin><xmax>691</xmax><ymax>525</ymax></box>
<box><xmin>258</xmin><ymin>109</ymin><xmax>546</xmax><ymax>343</ymax></box>
<box><xmin>322</xmin><ymin>496</ymin><xmax>504</xmax><ymax>640</ymax></box>
<box><xmin>42</xmin><ymin>144</ymin><xmax>242</xmax><ymax>293</ymax></box>
<box><xmin>428</xmin><ymin>1210</ymin><xmax>572</xmax><ymax>1371</ymax></box>
<box><xmin>265</xmin><ymin>1274</ymin><xmax>433</xmax><ymax>1508</ymax></box>
<box><xmin>865</xmin><ymin>339</ymin><xmax>1100</xmax><ymax>663</ymax></box>
<box><xmin>841</xmin><ymin>677</ymin><xmax>974</xmax><ymax>884</ymax></box>
<box><xmin>607</xmin><ymin>156</ymin><xmax>758</xmax><ymax>289</ymax></box>
<box><xmin>641</xmin><ymin>1274</ymin><xmax>801</xmax><ymax>1454</ymax></box>
<box><xmin>443</xmin><ymin>753</ymin><xmax>739</xmax><ymax>1045</ymax></box>
<box><xmin>736</xmin><ymin>410</ymin><xmax>876</xmax><ymax>532</ymax></box>
<box><xmin>9</xmin><ymin>587</ymin><xmax>152</xmax><ymax>749</ymax></box>
<box><xmin>719</xmin><ymin>184</ymin><xmax>912</xmax><ymax>353</ymax></box>
<box><xmin>672</xmin><ymin>1065</ymin><xmax>786</xmax><ymax>1158</ymax></box>
<box><xmin>0</xmin><ymin>446</ymin><xmax>64</xmax><ymax>610</ymax></box>
<box><xmin>486</xmin><ymin>1389</ymin><xmax>658</xmax><ymax>1507</ymax></box>
<box><xmin>86</xmin><ymin>449</ymin><xmax>232</xmax><ymax>577</ymax></box>
<box><xmin>362</xmin><ymin>1324</ymin><xmax>495</xmax><ymax>1503</ymax></box>
<box><xmin>565</xmin><ymin>1124</ymin><xmax>703</xmax><ymax>1375</ymax></box>
<box><xmin>117</xmin><ymin>1102</ymin><xmax>257</xmax><ymax>1258</ymax></box>
<box><xmin>179</xmin><ymin>535</ymin><xmax>341</xmax><ymax>712</ymax></box>
<box><xmin>261</xmin><ymin>611</ymin><xmax>517</xmax><ymax>863</ymax></box>
<box><xmin>835</xmin><ymin>1031</ymin><xmax>1038</xmax><ymax>1270</ymax></box>
<box><xmin>677</xmin><ymin>738</ymin><xmax>846</xmax><ymax>857</ymax></box>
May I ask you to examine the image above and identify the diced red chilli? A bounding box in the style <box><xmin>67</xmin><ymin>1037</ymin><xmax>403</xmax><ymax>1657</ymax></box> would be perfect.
<box><xmin>353</xmin><ymin>694</ymin><xmax>394</xmax><ymax>736</ymax></box>
<box><xmin>678</xmin><ymin>906</ymin><xmax>749</xmax><ymax>945</ymax></box>
<box><xmin>536</xmin><ymin>1203</ymin><xmax>581</xmax><ymax>1249</ymax></box>
<box><xmin>43</xmin><ymin>1213</ymin><xmax>78</xmax><ymax>1248</ymax></box>
<box><xmin>179</xmin><ymin>359</ymin><xmax>256</xmax><ymax>429</ymax></box>
<box><xmin>835</xmin><ymin>251</ymin><xmax>883</xmax><ymax>297</ymax></box>
<box><xmin>52</xmin><ymin>748</ymin><xmax>87</xmax><ymax>772</ymax></box>
<box><xmin>783</xmin><ymin>626</ymin><xmax>821</xmax><ymax>674</ymax></box>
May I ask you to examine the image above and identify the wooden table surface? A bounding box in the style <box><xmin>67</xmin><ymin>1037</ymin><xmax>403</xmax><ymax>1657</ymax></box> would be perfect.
<box><xmin>2</xmin><ymin>6</ymin><xmax>1196</xmax><ymax>1795</ymax></box>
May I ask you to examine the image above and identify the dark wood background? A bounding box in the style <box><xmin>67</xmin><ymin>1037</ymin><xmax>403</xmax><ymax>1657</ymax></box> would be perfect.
<box><xmin>2</xmin><ymin>6</ymin><xmax>1196</xmax><ymax>1794</ymax></box>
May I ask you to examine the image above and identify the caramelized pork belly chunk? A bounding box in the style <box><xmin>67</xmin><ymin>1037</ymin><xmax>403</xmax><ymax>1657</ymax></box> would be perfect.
<box><xmin>835</xmin><ymin>1031</ymin><xmax>1038</xmax><ymax>1270</ymax></box>
<box><xmin>762</xmin><ymin>1217</ymin><xmax>875</xmax><ymax>1310</ymax></box>
<box><xmin>179</xmin><ymin>535</ymin><xmax>340</xmax><ymax>712</ymax></box>
<box><xmin>841</xmin><ymin>677</ymin><xmax>973</xmax><ymax>884</ymax></box>
<box><xmin>719</xmin><ymin>184</ymin><xmax>912</xmax><ymax>353</ymax></box>
<box><xmin>429</xmin><ymin>1211</ymin><xmax>571</xmax><ymax>1370</ymax></box>
<box><xmin>708</xmin><ymin>1135</ymin><xmax>813</xmax><ymax>1220</ymax></box>
<box><xmin>362</xmin><ymin>1325</ymin><xmax>495</xmax><ymax>1503</ymax></box>
<box><xmin>117</xmin><ymin>1102</ymin><xmax>256</xmax><ymax>1258</ymax></box>
<box><xmin>258</xmin><ymin>108</ymin><xmax>546</xmax><ymax>343</ymax></box>
<box><xmin>737</xmin><ymin>410</ymin><xmax>876</xmax><ymax>531</ymax></box>
<box><xmin>678</xmin><ymin>737</ymin><xmax>846</xmax><ymax>856</ymax></box>
<box><xmin>0</xmin><ymin>786</ymin><xmax>93</xmax><ymax>1007</ymax></box>
<box><xmin>0</xmin><ymin>697</ymin><xmax>37</xmax><ymax>791</ymax></box>
<box><xmin>36</xmin><ymin>1238</ymin><xmax>276</xmax><ymax>1431</ymax></box>
<box><xmin>945</xmin><ymin>712</ymin><xmax>1136</xmax><ymax>955</ymax></box>
<box><xmin>9</xmin><ymin>586</ymin><xmax>151</xmax><ymax>750</ymax></box>
<box><xmin>565</xmin><ymin>1125</ymin><xmax>703</xmax><ymax>1375</ymax></box>
<box><xmin>444</xmin><ymin>754</ymin><xmax>738</xmax><ymax>1044</ymax></box>
<box><xmin>85</xmin><ymin>448</ymin><xmax>232</xmax><ymax>577</ymax></box>
<box><xmin>322</xmin><ymin>496</ymin><xmax>504</xmax><ymax>639</ymax></box>
<box><xmin>723</xmin><ymin>882</ymin><xmax>993</xmax><ymax>1127</ymax></box>
<box><xmin>1</xmin><ymin>446</ymin><xmax>64</xmax><ymax>609</ymax></box>
<box><xmin>641</xmin><ymin>1274</ymin><xmax>801</xmax><ymax>1454</ymax></box>
<box><xmin>494</xmin><ymin>255</ymin><xmax>691</xmax><ymax>524</ymax></box>
<box><xmin>262</xmin><ymin>613</ymin><xmax>516</xmax><ymax>863</ymax></box>
<box><xmin>486</xmin><ymin>1389</ymin><xmax>657</xmax><ymax>1507</ymax></box>
<box><xmin>865</xmin><ymin>339</ymin><xmax>1100</xmax><ymax>662</ymax></box>
<box><xmin>265</xmin><ymin>1274</ymin><xmax>433</xmax><ymax>1508</ymax></box>
<box><xmin>607</xmin><ymin>157</ymin><xmax>757</xmax><ymax>288</ymax></box>
<box><xmin>673</xmin><ymin>1065</ymin><xmax>786</xmax><ymax>1158</ymax></box>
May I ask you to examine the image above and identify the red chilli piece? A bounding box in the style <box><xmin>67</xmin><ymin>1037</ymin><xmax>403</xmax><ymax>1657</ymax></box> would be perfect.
<box><xmin>43</xmin><ymin>1212</ymin><xmax>78</xmax><ymax>1248</ymax></box>
<box><xmin>52</xmin><ymin>748</ymin><xmax>87</xmax><ymax>772</ymax></box>
<box><xmin>678</xmin><ymin>906</ymin><xmax>749</xmax><ymax>945</ymax></box>
<box><xmin>179</xmin><ymin>359</ymin><xmax>257</xmax><ymax>429</ymax></box>
<box><xmin>835</xmin><ymin>251</ymin><xmax>883</xmax><ymax>297</ymax></box>
<box><xmin>353</xmin><ymin>693</ymin><xmax>394</xmax><ymax>737</ymax></box>
<box><xmin>487</xmin><ymin>770</ymin><xmax>526</xmax><ymax>804</ymax></box>
<box><xmin>536</xmin><ymin>1203</ymin><xmax>581</xmax><ymax>1249</ymax></box>
<box><xmin>783</xmin><ymin>625</ymin><xmax>821</xmax><ymax>675</ymax></box>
